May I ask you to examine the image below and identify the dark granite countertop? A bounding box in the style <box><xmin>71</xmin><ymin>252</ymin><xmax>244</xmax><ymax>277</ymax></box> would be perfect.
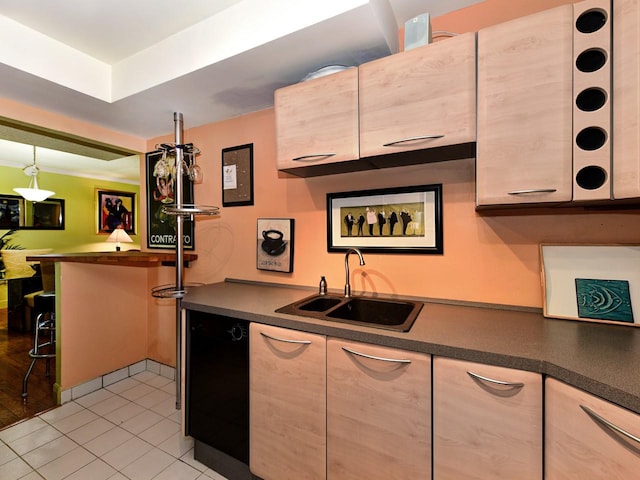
<box><xmin>183</xmin><ymin>279</ymin><xmax>640</xmax><ymax>414</ymax></box>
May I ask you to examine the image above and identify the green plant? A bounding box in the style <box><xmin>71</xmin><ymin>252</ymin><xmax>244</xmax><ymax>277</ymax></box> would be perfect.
<box><xmin>0</xmin><ymin>229</ymin><xmax>22</xmax><ymax>250</ymax></box>
<box><xmin>0</xmin><ymin>229</ymin><xmax>23</xmax><ymax>278</ymax></box>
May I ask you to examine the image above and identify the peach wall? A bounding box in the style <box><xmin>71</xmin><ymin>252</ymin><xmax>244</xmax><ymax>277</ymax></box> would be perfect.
<box><xmin>0</xmin><ymin>98</ymin><xmax>145</xmax><ymax>152</ymax></box>
<box><xmin>431</xmin><ymin>0</ymin><xmax>582</xmax><ymax>35</ymax></box>
<box><xmin>143</xmin><ymin>0</ymin><xmax>637</xmax><ymax>310</ymax></box>
<box><xmin>147</xmin><ymin>266</ymin><xmax>182</xmax><ymax>366</ymax></box>
<box><xmin>59</xmin><ymin>263</ymin><xmax>150</xmax><ymax>388</ymax></box>
<box><xmin>145</xmin><ymin>108</ymin><xmax>640</xmax><ymax>310</ymax></box>
<box><xmin>142</xmin><ymin>0</ymin><xmax>640</xmax><ymax>372</ymax></box>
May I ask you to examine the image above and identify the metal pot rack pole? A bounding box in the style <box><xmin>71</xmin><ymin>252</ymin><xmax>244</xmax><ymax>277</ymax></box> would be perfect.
<box><xmin>174</xmin><ymin>112</ymin><xmax>185</xmax><ymax>410</ymax></box>
<box><xmin>151</xmin><ymin>112</ymin><xmax>219</xmax><ymax>410</ymax></box>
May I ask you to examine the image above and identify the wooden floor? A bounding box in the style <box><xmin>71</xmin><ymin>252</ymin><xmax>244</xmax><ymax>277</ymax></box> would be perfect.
<box><xmin>0</xmin><ymin>308</ymin><xmax>56</xmax><ymax>430</ymax></box>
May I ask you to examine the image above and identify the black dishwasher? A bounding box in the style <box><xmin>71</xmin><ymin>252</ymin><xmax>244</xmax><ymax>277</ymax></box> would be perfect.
<box><xmin>185</xmin><ymin>310</ymin><xmax>254</xmax><ymax>480</ymax></box>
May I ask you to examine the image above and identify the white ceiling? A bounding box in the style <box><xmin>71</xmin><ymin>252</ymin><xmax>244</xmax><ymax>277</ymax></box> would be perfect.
<box><xmin>0</xmin><ymin>0</ymin><xmax>482</xmax><ymax>181</ymax></box>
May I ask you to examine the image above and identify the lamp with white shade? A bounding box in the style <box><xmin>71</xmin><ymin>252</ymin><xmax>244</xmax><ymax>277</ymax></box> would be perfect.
<box><xmin>106</xmin><ymin>227</ymin><xmax>133</xmax><ymax>251</ymax></box>
<box><xmin>13</xmin><ymin>146</ymin><xmax>55</xmax><ymax>202</ymax></box>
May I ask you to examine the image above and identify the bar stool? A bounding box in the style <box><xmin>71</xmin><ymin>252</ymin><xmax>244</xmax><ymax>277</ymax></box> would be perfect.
<box><xmin>22</xmin><ymin>292</ymin><xmax>56</xmax><ymax>399</ymax></box>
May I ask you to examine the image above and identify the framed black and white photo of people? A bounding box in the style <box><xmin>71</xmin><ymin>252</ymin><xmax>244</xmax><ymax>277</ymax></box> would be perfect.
<box><xmin>327</xmin><ymin>184</ymin><xmax>443</xmax><ymax>254</ymax></box>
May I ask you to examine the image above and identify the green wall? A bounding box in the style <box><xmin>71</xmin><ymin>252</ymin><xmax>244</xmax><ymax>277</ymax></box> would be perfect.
<box><xmin>0</xmin><ymin>165</ymin><xmax>140</xmax><ymax>252</ymax></box>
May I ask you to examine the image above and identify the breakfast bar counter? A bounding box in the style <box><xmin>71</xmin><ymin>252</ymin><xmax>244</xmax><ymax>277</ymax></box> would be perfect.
<box><xmin>24</xmin><ymin>251</ymin><xmax>191</xmax><ymax>402</ymax></box>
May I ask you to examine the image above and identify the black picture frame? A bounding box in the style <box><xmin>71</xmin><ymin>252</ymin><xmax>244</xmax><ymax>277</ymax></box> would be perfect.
<box><xmin>96</xmin><ymin>189</ymin><xmax>135</xmax><ymax>234</ymax></box>
<box><xmin>0</xmin><ymin>194</ymin><xmax>65</xmax><ymax>230</ymax></box>
<box><xmin>222</xmin><ymin>143</ymin><xmax>254</xmax><ymax>207</ymax></box>
<box><xmin>327</xmin><ymin>184</ymin><xmax>443</xmax><ymax>254</ymax></box>
<box><xmin>257</xmin><ymin>218</ymin><xmax>294</xmax><ymax>273</ymax></box>
<box><xmin>145</xmin><ymin>150</ymin><xmax>195</xmax><ymax>250</ymax></box>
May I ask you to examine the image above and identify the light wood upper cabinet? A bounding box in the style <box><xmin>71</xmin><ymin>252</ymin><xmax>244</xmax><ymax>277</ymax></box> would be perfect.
<box><xmin>327</xmin><ymin>339</ymin><xmax>431</xmax><ymax>480</ymax></box>
<box><xmin>275</xmin><ymin>67</ymin><xmax>359</xmax><ymax>173</ymax></box>
<box><xmin>546</xmin><ymin>378</ymin><xmax>640</xmax><ymax>479</ymax></box>
<box><xmin>613</xmin><ymin>0</ymin><xmax>640</xmax><ymax>199</ymax></box>
<box><xmin>249</xmin><ymin>323</ymin><xmax>326</xmax><ymax>480</ymax></box>
<box><xmin>433</xmin><ymin>357</ymin><xmax>543</xmax><ymax>480</ymax></box>
<box><xmin>359</xmin><ymin>32</ymin><xmax>476</xmax><ymax>158</ymax></box>
<box><xmin>476</xmin><ymin>5</ymin><xmax>574</xmax><ymax>206</ymax></box>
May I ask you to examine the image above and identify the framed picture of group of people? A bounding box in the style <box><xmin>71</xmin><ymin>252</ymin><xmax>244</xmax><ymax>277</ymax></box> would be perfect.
<box><xmin>326</xmin><ymin>184</ymin><xmax>443</xmax><ymax>254</ymax></box>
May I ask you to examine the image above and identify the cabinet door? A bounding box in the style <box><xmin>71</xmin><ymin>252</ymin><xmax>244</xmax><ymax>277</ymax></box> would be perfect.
<box><xmin>476</xmin><ymin>5</ymin><xmax>573</xmax><ymax>206</ymax></box>
<box><xmin>327</xmin><ymin>339</ymin><xmax>431</xmax><ymax>480</ymax></box>
<box><xmin>359</xmin><ymin>32</ymin><xmax>476</xmax><ymax>158</ymax></box>
<box><xmin>613</xmin><ymin>0</ymin><xmax>640</xmax><ymax>199</ymax></box>
<box><xmin>275</xmin><ymin>68</ymin><xmax>359</xmax><ymax>172</ymax></box>
<box><xmin>249</xmin><ymin>324</ymin><xmax>326</xmax><ymax>480</ymax></box>
<box><xmin>433</xmin><ymin>357</ymin><xmax>542</xmax><ymax>480</ymax></box>
<box><xmin>546</xmin><ymin>378</ymin><xmax>640</xmax><ymax>479</ymax></box>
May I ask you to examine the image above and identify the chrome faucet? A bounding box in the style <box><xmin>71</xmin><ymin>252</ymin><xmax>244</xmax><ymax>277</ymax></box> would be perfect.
<box><xmin>344</xmin><ymin>248</ymin><xmax>365</xmax><ymax>297</ymax></box>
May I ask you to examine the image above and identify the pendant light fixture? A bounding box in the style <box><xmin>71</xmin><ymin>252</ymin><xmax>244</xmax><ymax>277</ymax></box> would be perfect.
<box><xmin>14</xmin><ymin>146</ymin><xmax>55</xmax><ymax>202</ymax></box>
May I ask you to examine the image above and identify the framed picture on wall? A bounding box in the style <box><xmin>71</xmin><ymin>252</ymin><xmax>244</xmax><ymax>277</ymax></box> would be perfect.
<box><xmin>145</xmin><ymin>150</ymin><xmax>195</xmax><ymax>250</ymax></box>
<box><xmin>327</xmin><ymin>184</ymin><xmax>443</xmax><ymax>254</ymax></box>
<box><xmin>222</xmin><ymin>143</ymin><xmax>254</xmax><ymax>207</ymax></box>
<box><xmin>257</xmin><ymin>218</ymin><xmax>294</xmax><ymax>273</ymax></box>
<box><xmin>96</xmin><ymin>189</ymin><xmax>135</xmax><ymax>234</ymax></box>
<box><xmin>541</xmin><ymin>244</ymin><xmax>640</xmax><ymax>327</ymax></box>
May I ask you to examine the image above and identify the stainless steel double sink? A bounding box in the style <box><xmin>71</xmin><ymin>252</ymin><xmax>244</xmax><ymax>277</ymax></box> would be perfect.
<box><xmin>276</xmin><ymin>293</ymin><xmax>423</xmax><ymax>332</ymax></box>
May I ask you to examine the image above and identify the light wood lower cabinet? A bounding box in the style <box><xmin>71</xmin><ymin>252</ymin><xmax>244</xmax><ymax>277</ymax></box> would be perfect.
<box><xmin>327</xmin><ymin>338</ymin><xmax>431</xmax><ymax>480</ymax></box>
<box><xmin>433</xmin><ymin>357</ymin><xmax>543</xmax><ymax>479</ymax></box>
<box><xmin>249</xmin><ymin>323</ymin><xmax>326</xmax><ymax>480</ymax></box>
<box><xmin>546</xmin><ymin>378</ymin><xmax>640</xmax><ymax>479</ymax></box>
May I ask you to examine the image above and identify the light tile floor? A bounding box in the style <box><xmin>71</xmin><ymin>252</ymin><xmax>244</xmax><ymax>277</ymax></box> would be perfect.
<box><xmin>0</xmin><ymin>371</ymin><xmax>229</xmax><ymax>480</ymax></box>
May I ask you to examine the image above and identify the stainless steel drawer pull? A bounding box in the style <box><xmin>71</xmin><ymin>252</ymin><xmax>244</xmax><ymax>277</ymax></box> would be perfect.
<box><xmin>467</xmin><ymin>370</ymin><xmax>525</xmax><ymax>388</ymax></box>
<box><xmin>507</xmin><ymin>188</ymin><xmax>557</xmax><ymax>195</ymax></box>
<box><xmin>383</xmin><ymin>134</ymin><xmax>445</xmax><ymax>147</ymax></box>
<box><xmin>292</xmin><ymin>153</ymin><xmax>337</xmax><ymax>162</ymax></box>
<box><xmin>260</xmin><ymin>332</ymin><xmax>311</xmax><ymax>345</ymax></box>
<box><xmin>581</xmin><ymin>405</ymin><xmax>640</xmax><ymax>445</ymax></box>
<box><xmin>342</xmin><ymin>346</ymin><xmax>411</xmax><ymax>364</ymax></box>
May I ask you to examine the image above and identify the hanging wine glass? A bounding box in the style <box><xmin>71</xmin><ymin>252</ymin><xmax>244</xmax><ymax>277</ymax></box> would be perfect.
<box><xmin>184</xmin><ymin>147</ymin><xmax>203</xmax><ymax>183</ymax></box>
<box><xmin>188</xmin><ymin>163</ymin><xmax>203</xmax><ymax>183</ymax></box>
<box><xmin>153</xmin><ymin>145</ymin><xmax>174</xmax><ymax>178</ymax></box>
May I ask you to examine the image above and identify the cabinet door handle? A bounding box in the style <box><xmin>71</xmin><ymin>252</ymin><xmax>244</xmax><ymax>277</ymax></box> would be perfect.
<box><xmin>507</xmin><ymin>188</ymin><xmax>557</xmax><ymax>195</ymax></box>
<box><xmin>467</xmin><ymin>370</ymin><xmax>525</xmax><ymax>389</ymax></box>
<box><xmin>260</xmin><ymin>331</ymin><xmax>311</xmax><ymax>345</ymax></box>
<box><xmin>342</xmin><ymin>346</ymin><xmax>411</xmax><ymax>364</ymax></box>
<box><xmin>292</xmin><ymin>153</ymin><xmax>337</xmax><ymax>162</ymax></box>
<box><xmin>383</xmin><ymin>134</ymin><xmax>445</xmax><ymax>147</ymax></box>
<box><xmin>581</xmin><ymin>405</ymin><xmax>640</xmax><ymax>445</ymax></box>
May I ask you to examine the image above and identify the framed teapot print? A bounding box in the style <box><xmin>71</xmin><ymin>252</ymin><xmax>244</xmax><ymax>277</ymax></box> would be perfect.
<box><xmin>257</xmin><ymin>218</ymin><xmax>294</xmax><ymax>273</ymax></box>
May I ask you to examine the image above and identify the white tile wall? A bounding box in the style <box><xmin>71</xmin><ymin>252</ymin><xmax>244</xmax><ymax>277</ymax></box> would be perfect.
<box><xmin>60</xmin><ymin>359</ymin><xmax>177</xmax><ymax>404</ymax></box>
